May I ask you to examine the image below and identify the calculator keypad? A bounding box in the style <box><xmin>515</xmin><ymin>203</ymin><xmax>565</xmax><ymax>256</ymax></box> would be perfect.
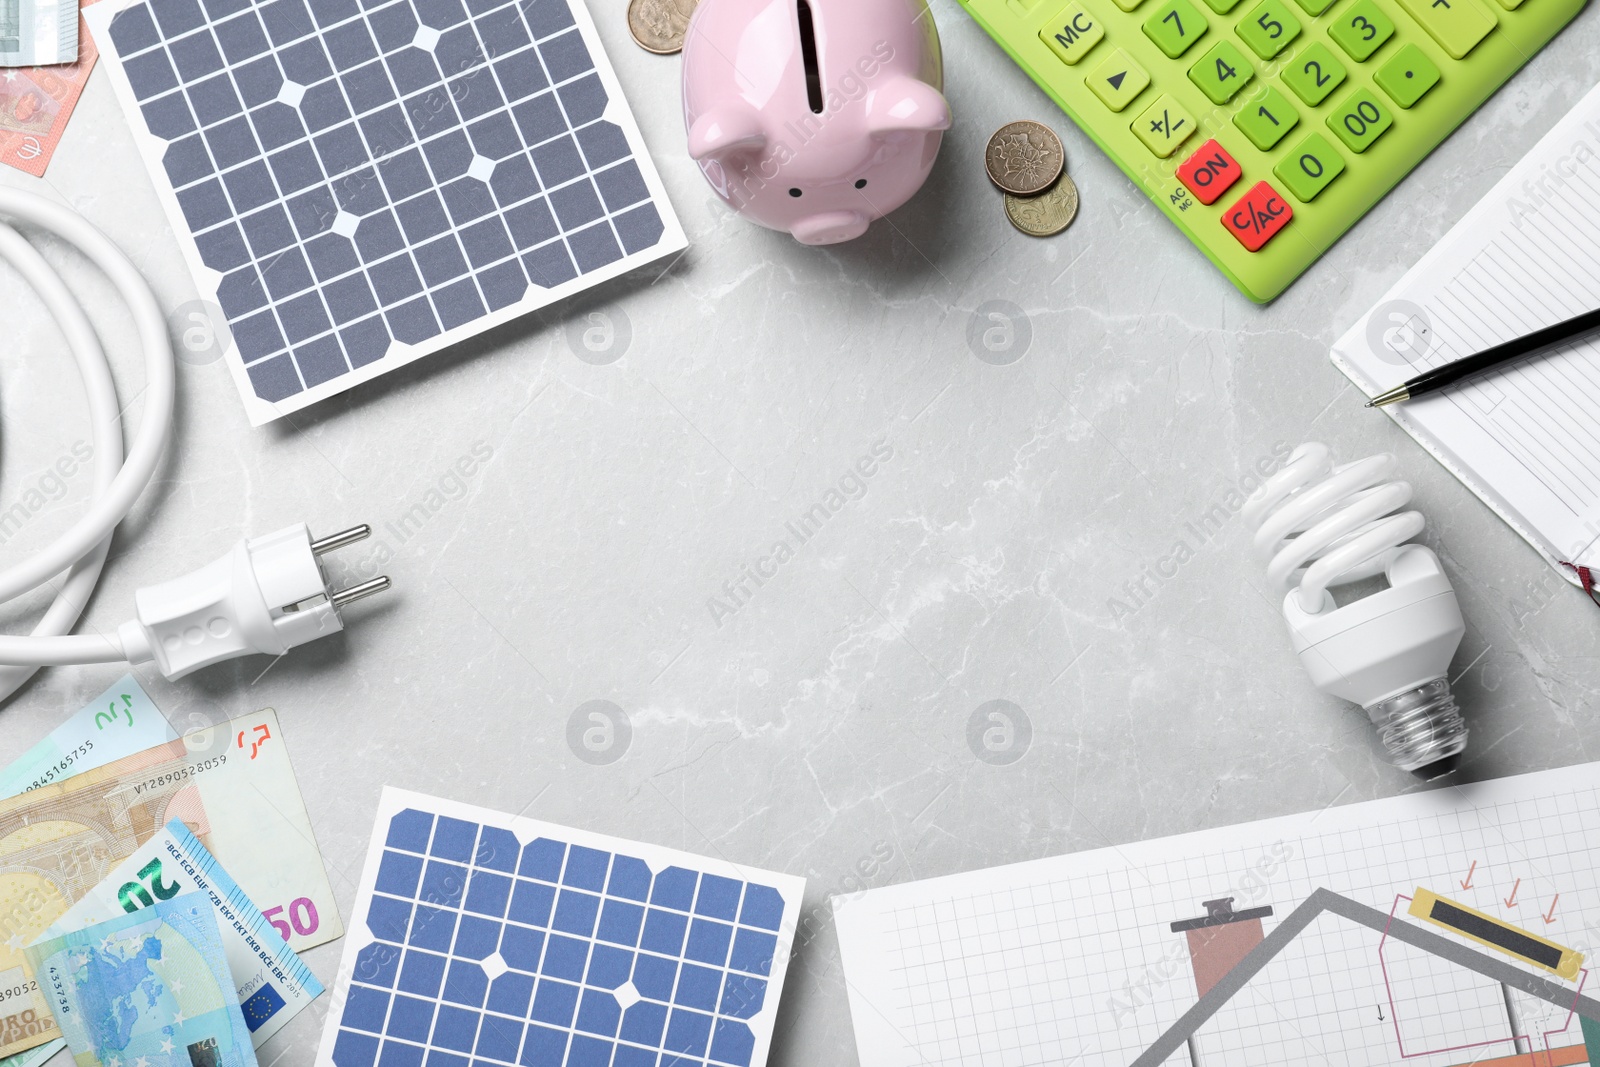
<box><xmin>1023</xmin><ymin>0</ymin><xmax>1483</xmax><ymax>252</ymax></box>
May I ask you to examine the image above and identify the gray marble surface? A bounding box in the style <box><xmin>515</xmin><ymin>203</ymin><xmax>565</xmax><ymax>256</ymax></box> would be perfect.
<box><xmin>3</xmin><ymin>0</ymin><xmax>1600</xmax><ymax>1062</ymax></box>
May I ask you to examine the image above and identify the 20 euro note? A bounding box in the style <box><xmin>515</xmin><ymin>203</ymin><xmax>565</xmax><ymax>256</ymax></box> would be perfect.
<box><xmin>25</xmin><ymin>895</ymin><xmax>256</xmax><ymax>1067</ymax></box>
<box><xmin>43</xmin><ymin>819</ymin><xmax>323</xmax><ymax>1047</ymax></box>
<box><xmin>0</xmin><ymin>709</ymin><xmax>342</xmax><ymax>1058</ymax></box>
<box><xmin>0</xmin><ymin>674</ymin><xmax>175</xmax><ymax>799</ymax></box>
<box><xmin>0</xmin><ymin>0</ymin><xmax>101</xmax><ymax>176</ymax></box>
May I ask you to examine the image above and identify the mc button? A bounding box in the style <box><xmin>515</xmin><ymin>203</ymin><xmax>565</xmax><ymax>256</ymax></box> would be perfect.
<box><xmin>1040</xmin><ymin>2</ymin><xmax>1106</xmax><ymax>64</ymax></box>
<box><xmin>1176</xmin><ymin>139</ymin><xmax>1242</xmax><ymax>204</ymax></box>
<box><xmin>1223</xmin><ymin>180</ymin><xmax>1294</xmax><ymax>251</ymax></box>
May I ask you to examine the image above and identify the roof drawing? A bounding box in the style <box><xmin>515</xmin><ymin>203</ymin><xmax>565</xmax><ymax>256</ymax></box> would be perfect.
<box><xmin>1129</xmin><ymin>887</ymin><xmax>1600</xmax><ymax>1067</ymax></box>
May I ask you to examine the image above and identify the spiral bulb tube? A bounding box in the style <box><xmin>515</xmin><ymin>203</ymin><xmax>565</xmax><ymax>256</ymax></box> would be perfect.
<box><xmin>1243</xmin><ymin>443</ymin><xmax>1468</xmax><ymax>777</ymax></box>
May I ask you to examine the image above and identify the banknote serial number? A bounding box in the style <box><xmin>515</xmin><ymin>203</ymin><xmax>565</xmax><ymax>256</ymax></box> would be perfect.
<box><xmin>0</xmin><ymin>979</ymin><xmax>38</xmax><ymax>1005</ymax></box>
<box><xmin>131</xmin><ymin>755</ymin><xmax>227</xmax><ymax>794</ymax></box>
<box><xmin>23</xmin><ymin>741</ymin><xmax>95</xmax><ymax>792</ymax></box>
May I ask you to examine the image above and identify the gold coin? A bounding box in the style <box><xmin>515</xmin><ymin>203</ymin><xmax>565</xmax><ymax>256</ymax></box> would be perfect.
<box><xmin>1005</xmin><ymin>173</ymin><xmax>1079</xmax><ymax>237</ymax></box>
<box><xmin>985</xmin><ymin>120</ymin><xmax>1065</xmax><ymax>196</ymax></box>
<box><xmin>627</xmin><ymin>0</ymin><xmax>699</xmax><ymax>54</ymax></box>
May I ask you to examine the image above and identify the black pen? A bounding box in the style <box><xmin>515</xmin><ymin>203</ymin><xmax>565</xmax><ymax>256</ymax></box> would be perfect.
<box><xmin>1367</xmin><ymin>304</ymin><xmax>1600</xmax><ymax>407</ymax></box>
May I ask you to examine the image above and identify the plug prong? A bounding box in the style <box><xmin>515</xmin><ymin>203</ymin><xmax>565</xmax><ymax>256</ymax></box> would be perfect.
<box><xmin>312</xmin><ymin>525</ymin><xmax>372</xmax><ymax>555</ymax></box>
<box><xmin>331</xmin><ymin>576</ymin><xmax>391</xmax><ymax>608</ymax></box>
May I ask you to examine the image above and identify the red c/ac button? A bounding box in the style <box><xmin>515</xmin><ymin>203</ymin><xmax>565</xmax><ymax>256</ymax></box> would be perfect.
<box><xmin>1223</xmin><ymin>181</ymin><xmax>1293</xmax><ymax>252</ymax></box>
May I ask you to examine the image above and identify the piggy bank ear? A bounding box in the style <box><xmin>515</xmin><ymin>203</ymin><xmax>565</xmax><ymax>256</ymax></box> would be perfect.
<box><xmin>866</xmin><ymin>78</ymin><xmax>953</xmax><ymax>136</ymax></box>
<box><xmin>687</xmin><ymin>107</ymin><xmax>769</xmax><ymax>161</ymax></box>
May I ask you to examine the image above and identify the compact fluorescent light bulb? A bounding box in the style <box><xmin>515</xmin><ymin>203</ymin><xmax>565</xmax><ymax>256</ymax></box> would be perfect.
<box><xmin>1242</xmin><ymin>443</ymin><xmax>1468</xmax><ymax>778</ymax></box>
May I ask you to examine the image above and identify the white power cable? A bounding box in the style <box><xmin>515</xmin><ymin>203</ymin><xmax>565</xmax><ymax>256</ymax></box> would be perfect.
<box><xmin>0</xmin><ymin>187</ymin><xmax>387</xmax><ymax>696</ymax></box>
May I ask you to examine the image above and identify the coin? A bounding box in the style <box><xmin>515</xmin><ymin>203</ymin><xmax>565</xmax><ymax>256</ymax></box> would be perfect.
<box><xmin>985</xmin><ymin>120</ymin><xmax>1065</xmax><ymax>196</ymax></box>
<box><xmin>1005</xmin><ymin>173</ymin><xmax>1079</xmax><ymax>237</ymax></box>
<box><xmin>627</xmin><ymin>0</ymin><xmax>699</xmax><ymax>54</ymax></box>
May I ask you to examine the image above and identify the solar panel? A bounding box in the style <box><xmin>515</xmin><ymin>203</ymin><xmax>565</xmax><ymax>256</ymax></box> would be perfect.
<box><xmin>84</xmin><ymin>0</ymin><xmax>685</xmax><ymax>425</ymax></box>
<box><xmin>315</xmin><ymin>788</ymin><xmax>804</xmax><ymax>1067</ymax></box>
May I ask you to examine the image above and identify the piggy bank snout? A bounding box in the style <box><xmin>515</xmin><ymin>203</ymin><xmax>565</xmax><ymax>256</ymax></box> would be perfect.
<box><xmin>791</xmin><ymin>210</ymin><xmax>871</xmax><ymax>245</ymax></box>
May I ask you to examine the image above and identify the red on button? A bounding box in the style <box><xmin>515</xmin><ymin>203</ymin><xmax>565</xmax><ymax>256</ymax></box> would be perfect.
<box><xmin>1176</xmin><ymin>139</ymin><xmax>1241</xmax><ymax>205</ymax></box>
<box><xmin>1223</xmin><ymin>181</ymin><xmax>1293</xmax><ymax>252</ymax></box>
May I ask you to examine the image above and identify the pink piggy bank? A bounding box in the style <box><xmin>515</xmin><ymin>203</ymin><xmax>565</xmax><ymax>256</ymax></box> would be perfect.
<box><xmin>681</xmin><ymin>0</ymin><xmax>953</xmax><ymax>246</ymax></box>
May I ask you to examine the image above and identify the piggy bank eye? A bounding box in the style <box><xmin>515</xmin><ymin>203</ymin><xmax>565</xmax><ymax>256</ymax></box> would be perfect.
<box><xmin>855</xmin><ymin>179</ymin><xmax>867</xmax><ymax>189</ymax></box>
<box><xmin>788</xmin><ymin>188</ymin><xmax>802</xmax><ymax>198</ymax></box>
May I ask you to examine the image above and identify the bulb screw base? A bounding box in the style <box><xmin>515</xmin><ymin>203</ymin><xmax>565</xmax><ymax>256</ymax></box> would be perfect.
<box><xmin>1366</xmin><ymin>677</ymin><xmax>1467</xmax><ymax>779</ymax></box>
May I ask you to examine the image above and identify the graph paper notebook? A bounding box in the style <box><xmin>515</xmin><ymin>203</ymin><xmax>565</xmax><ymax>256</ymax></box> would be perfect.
<box><xmin>1331</xmin><ymin>81</ymin><xmax>1600</xmax><ymax>582</ymax></box>
<box><xmin>835</xmin><ymin>761</ymin><xmax>1600</xmax><ymax>1067</ymax></box>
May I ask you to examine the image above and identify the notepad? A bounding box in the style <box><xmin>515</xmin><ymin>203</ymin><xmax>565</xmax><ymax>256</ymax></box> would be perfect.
<box><xmin>834</xmin><ymin>761</ymin><xmax>1600</xmax><ymax>1067</ymax></box>
<box><xmin>1331</xmin><ymin>81</ymin><xmax>1600</xmax><ymax>581</ymax></box>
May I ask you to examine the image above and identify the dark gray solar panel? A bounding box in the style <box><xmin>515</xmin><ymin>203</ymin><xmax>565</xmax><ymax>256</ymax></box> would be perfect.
<box><xmin>91</xmin><ymin>0</ymin><xmax>679</xmax><ymax>420</ymax></box>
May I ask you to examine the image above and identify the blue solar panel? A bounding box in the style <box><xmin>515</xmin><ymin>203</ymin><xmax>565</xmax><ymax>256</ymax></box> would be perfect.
<box><xmin>317</xmin><ymin>791</ymin><xmax>801</xmax><ymax>1067</ymax></box>
<box><xmin>87</xmin><ymin>0</ymin><xmax>683</xmax><ymax>424</ymax></box>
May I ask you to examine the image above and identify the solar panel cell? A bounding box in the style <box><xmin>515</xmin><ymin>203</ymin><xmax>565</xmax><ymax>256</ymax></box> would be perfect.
<box><xmin>171</xmin><ymin>30</ymin><xmax>225</xmax><ymax>77</ymax></box>
<box><xmin>215</xmin><ymin>13</ymin><xmax>268</xmax><ymax>59</ymax></box>
<box><xmin>110</xmin><ymin>6</ymin><xmax>162</xmax><ymax>52</ymax></box>
<box><xmin>566</xmin><ymin>220</ymin><xmax>617</xmax><ymax>270</ymax></box>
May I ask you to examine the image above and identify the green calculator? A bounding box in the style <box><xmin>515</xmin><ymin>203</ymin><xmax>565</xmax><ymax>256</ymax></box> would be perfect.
<box><xmin>958</xmin><ymin>0</ymin><xmax>1586</xmax><ymax>300</ymax></box>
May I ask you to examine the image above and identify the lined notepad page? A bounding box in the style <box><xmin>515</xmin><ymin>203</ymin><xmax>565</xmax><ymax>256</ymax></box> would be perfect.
<box><xmin>1332</xmin><ymin>81</ymin><xmax>1600</xmax><ymax>578</ymax></box>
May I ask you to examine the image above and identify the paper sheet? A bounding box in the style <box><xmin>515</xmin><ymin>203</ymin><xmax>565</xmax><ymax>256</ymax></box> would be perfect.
<box><xmin>836</xmin><ymin>762</ymin><xmax>1600</xmax><ymax>1067</ymax></box>
<box><xmin>1331</xmin><ymin>81</ymin><xmax>1600</xmax><ymax>577</ymax></box>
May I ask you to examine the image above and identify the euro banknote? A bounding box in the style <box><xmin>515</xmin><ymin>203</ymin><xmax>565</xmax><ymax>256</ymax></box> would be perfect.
<box><xmin>0</xmin><ymin>675</ymin><xmax>175</xmax><ymax>798</ymax></box>
<box><xmin>44</xmin><ymin>819</ymin><xmax>323</xmax><ymax>1047</ymax></box>
<box><xmin>0</xmin><ymin>709</ymin><xmax>341</xmax><ymax>1057</ymax></box>
<box><xmin>0</xmin><ymin>0</ymin><xmax>75</xmax><ymax>67</ymax></box>
<box><xmin>25</xmin><ymin>895</ymin><xmax>257</xmax><ymax>1067</ymax></box>
<box><xmin>0</xmin><ymin>0</ymin><xmax>98</xmax><ymax>175</ymax></box>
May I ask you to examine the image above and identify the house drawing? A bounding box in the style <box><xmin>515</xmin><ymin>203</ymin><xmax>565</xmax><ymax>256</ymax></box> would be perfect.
<box><xmin>1133</xmin><ymin>888</ymin><xmax>1600</xmax><ymax>1067</ymax></box>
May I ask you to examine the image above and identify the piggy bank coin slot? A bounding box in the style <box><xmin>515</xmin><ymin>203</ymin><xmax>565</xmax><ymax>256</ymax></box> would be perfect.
<box><xmin>798</xmin><ymin>0</ymin><xmax>825</xmax><ymax>113</ymax></box>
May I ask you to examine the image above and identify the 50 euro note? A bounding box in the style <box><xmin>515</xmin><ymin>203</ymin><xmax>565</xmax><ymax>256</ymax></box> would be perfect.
<box><xmin>0</xmin><ymin>709</ymin><xmax>342</xmax><ymax>1058</ymax></box>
